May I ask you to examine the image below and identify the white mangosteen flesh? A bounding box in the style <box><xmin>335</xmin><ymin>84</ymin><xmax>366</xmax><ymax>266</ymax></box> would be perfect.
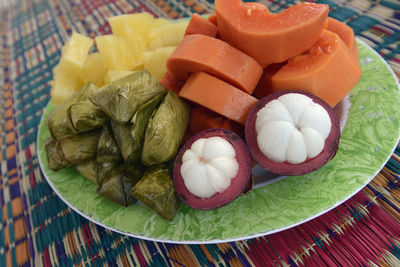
<box><xmin>180</xmin><ymin>136</ymin><xmax>239</xmax><ymax>198</ymax></box>
<box><xmin>255</xmin><ymin>93</ymin><xmax>332</xmax><ymax>164</ymax></box>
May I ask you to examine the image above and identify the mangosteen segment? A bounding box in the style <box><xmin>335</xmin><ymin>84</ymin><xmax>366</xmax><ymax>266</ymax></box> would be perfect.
<box><xmin>246</xmin><ymin>90</ymin><xmax>340</xmax><ymax>176</ymax></box>
<box><xmin>173</xmin><ymin>128</ymin><xmax>252</xmax><ymax>210</ymax></box>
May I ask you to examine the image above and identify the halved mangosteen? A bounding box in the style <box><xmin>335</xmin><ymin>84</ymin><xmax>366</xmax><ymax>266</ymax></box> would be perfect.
<box><xmin>245</xmin><ymin>90</ymin><xmax>340</xmax><ymax>176</ymax></box>
<box><xmin>173</xmin><ymin>128</ymin><xmax>252</xmax><ymax>210</ymax></box>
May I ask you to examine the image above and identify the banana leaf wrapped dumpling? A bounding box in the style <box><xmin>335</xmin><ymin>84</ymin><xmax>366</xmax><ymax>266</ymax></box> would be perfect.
<box><xmin>110</xmin><ymin>120</ymin><xmax>140</xmax><ymax>163</ymax></box>
<box><xmin>131</xmin><ymin>164</ymin><xmax>180</xmax><ymax>220</ymax></box>
<box><xmin>58</xmin><ymin>128</ymin><xmax>101</xmax><ymax>165</ymax></box>
<box><xmin>142</xmin><ymin>92</ymin><xmax>189</xmax><ymax>166</ymax></box>
<box><xmin>47</xmin><ymin>83</ymin><xmax>98</xmax><ymax>140</ymax></box>
<box><xmin>131</xmin><ymin>91</ymin><xmax>166</xmax><ymax>146</ymax></box>
<box><xmin>97</xmin><ymin>163</ymin><xmax>144</xmax><ymax>206</ymax></box>
<box><xmin>76</xmin><ymin>159</ymin><xmax>98</xmax><ymax>184</ymax></box>
<box><xmin>45</xmin><ymin>138</ymin><xmax>70</xmax><ymax>171</ymax></box>
<box><xmin>96</xmin><ymin>123</ymin><xmax>123</xmax><ymax>185</ymax></box>
<box><xmin>67</xmin><ymin>99</ymin><xmax>108</xmax><ymax>133</ymax></box>
<box><xmin>90</xmin><ymin>70</ymin><xmax>165</xmax><ymax>124</ymax></box>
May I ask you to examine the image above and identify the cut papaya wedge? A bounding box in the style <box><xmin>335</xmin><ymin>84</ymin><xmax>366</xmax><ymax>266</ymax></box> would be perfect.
<box><xmin>270</xmin><ymin>30</ymin><xmax>362</xmax><ymax>107</ymax></box>
<box><xmin>179</xmin><ymin>72</ymin><xmax>258</xmax><ymax>125</ymax></box>
<box><xmin>167</xmin><ymin>34</ymin><xmax>263</xmax><ymax>94</ymax></box>
<box><xmin>326</xmin><ymin>17</ymin><xmax>359</xmax><ymax>61</ymax></box>
<box><xmin>185</xmin><ymin>13</ymin><xmax>218</xmax><ymax>37</ymax></box>
<box><xmin>215</xmin><ymin>0</ymin><xmax>329</xmax><ymax>67</ymax></box>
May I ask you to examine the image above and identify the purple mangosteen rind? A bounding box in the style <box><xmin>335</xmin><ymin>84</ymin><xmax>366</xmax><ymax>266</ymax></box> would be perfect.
<box><xmin>173</xmin><ymin>128</ymin><xmax>252</xmax><ymax>210</ymax></box>
<box><xmin>245</xmin><ymin>90</ymin><xmax>341</xmax><ymax>176</ymax></box>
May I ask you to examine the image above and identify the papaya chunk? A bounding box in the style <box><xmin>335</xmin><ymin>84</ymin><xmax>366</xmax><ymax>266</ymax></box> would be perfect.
<box><xmin>270</xmin><ymin>30</ymin><xmax>362</xmax><ymax>107</ymax></box>
<box><xmin>160</xmin><ymin>70</ymin><xmax>184</xmax><ymax>94</ymax></box>
<box><xmin>189</xmin><ymin>106</ymin><xmax>243</xmax><ymax>136</ymax></box>
<box><xmin>166</xmin><ymin>34</ymin><xmax>263</xmax><ymax>94</ymax></box>
<box><xmin>326</xmin><ymin>17</ymin><xmax>359</xmax><ymax>61</ymax></box>
<box><xmin>185</xmin><ymin>13</ymin><xmax>218</xmax><ymax>37</ymax></box>
<box><xmin>215</xmin><ymin>0</ymin><xmax>329</xmax><ymax>67</ymax></box>
<box><xmin>179</xmin><ymin>72</ymin><xmax>258</xmax><ymax>125</ymax></box>
<box><xmin>253</xmin><ymin>62</ymin><xmax>286</xmax><ymax>100</ymax></box>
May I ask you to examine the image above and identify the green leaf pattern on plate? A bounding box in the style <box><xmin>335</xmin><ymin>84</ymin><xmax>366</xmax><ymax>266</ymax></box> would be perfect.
<box><xmin>38</xmin><ymin>41</ymin><xmax>400</xmax><ymax>243</ymax></box>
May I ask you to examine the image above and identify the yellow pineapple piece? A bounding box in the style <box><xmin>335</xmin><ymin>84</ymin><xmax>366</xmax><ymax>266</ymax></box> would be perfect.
<box><xmin>51</xmin><ymin>65</ymin><xmax>84</xmax><ymax>105</ymax></box>
<box><xmin>149</xmin><ymin>21</ymin><xmax>189</xmax><ymax>50</ymax></box>
<box><xmin>96</xmin><ymin>35</ymin><xmax>143</xmax><ymax>70</ymax></box>
<box><xmin>103</xmin><ymin>70</ymin><xmax>136</xmax><ymax>84</ymax></box>
<box><xmin>108</xmin><ymin>13</ymin><xmax>169</xmax><ymax>47</ymax></box>
<box><xmin>79</xmin><ymin>52</ymin><xmax>107</xmax><ymax>86</ymax></box>
<box><xmin>143</xmin><ymin>46</ymin><xmax>176</xmax><ymax>81</ymax></box>
<box><xmin>59</xmin><ymin>32</ymin><xmax>93</xmax><ymax>74</ymax></box>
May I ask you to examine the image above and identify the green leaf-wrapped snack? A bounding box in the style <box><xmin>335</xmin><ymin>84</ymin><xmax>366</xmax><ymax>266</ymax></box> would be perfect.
<box><xmin>45</xmin><ymin>138</ymin><xmax>70</xmax><ymax>171</ymax></box>
<box><xmin>131</xmin><ymin>164</ymin><xmax>180</xmax><ymax>220</ymax></box>
<box><xmin>47</xmin><ymin>83</ymin><xmax>98</xmax><ymax>140</ymax></box>
<box><xmin>67</xmin><ymin>100</ymin><xmax>108</xmax><ymax>133</ymax></box>
<box><xmin>76</xmin><ymin>159</ymin><xmax>98</xmax><ymax>184</ymax></box>
<box><xmin>90</xmin><ymin>70</ymin><xmax>165</xmax><ymax>124</ymax></box>
<box><xmin>142</xmin><ymin>92</ymin><xmax>189</xmax><ymax>166</ymax></box>
<box><xmin>131</xmin><ymin>91</ymin><xmax>167</xmax><ymax>145</ymax></box>
<box><xmin>111</xmin><ymin>120</ymin><xmax>140</xmax><ymax>163</ymax></box>
<box><xmin>97</xmin><ymin>163</ymin><xmax>144</xmax><ymax>206</ymax></box>
<box><xmin>58</xmin><ymin>129</ymin><xmax>101</xmax><ymax>165</ymax></box>
<box><xmin>96</xmin><ymin>123</ymin><xmax>123</xmax><ymax>184</ymax></box>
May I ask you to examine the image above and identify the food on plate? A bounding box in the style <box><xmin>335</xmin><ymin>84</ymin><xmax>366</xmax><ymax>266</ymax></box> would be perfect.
<box><xmin>97</xmin><ymin>163</ymin><xmax>142</xmax><ymax>207</ymax></box>
<box><xmin>89</xmin><ymin>70</ymin><xmax>165</xmax><ymax>123</ymax></box>
<box><xmin>76</xmin><ymin>160</ymin><xmax>98</xmax><ymax>184</ymax></box>
<box><xmin>245</xmin><ymin>90</ymin><xmax>340</xmax><ymax>175</ymax></box>
<box><xmin>185</xmin><ymin>13</ymin><xmax>218</xmax><ymax>37</ymax></box>
<box><xmin>253</xmin><ymin>62</ymin><xmax>286</xmax><ymax>100</ymax></box>
<box><xmin>148</xmin><ymin>20</ymin><xmax>189</xmax><ymax>50</ymax></box>
<box><xmin>270</xmin><ymin>30</ymin><xmax>362</xmax><ymax>107</ymax></box>
<box><xmin>215</xmin><ymin>0</ymin><xmax>329</xmax><ymax>67</ymax></box>
<box><xmin>131</xmin><ymin>164</ymin><xmax>180</xmax><ymax>220</ymax></box>
<box><xmin>57</xmin><ymin>129</ymin><xmax>102</xmax><ymax>165</ymax></box>
<box><xmin>159</xmin><ymin>70</ymin><xmax>184</xmax><ymax>94</ymax></box>
<box><xmin>44</xmin><ymin>0</ymin><xmax>364</xmax><ymax>219</ymax></box>
<box><xmin>189</xmin><ymin>107</ymin><xmax>236</xmax><ymax>135</ymax></box>
<box><xmin>142</xmin><ymin>91</ymin><xmax>190</xmax><ymax>166</ymax></box>
<box><xmin>45</xmin><ymin>138</ymin><xmax>70</xmax><ymax>171</ymax></box>
<box><xmin>131</xmin><ymin>91</ymin><xmax>167</xmax><ymax>148</ymax></box>
<box><xmin>143</xmin><ymin>46</ymin><xmax>176</xmax><ymax>81</ymax></box>
<box><xmin>111</xmin><ymin>120</ymin><xmax>140</xmax><ymax>163</ymax></box>
<box><xmin>103</xmin><ymin>70</ymin><xmax>136</xmax><ymax>84</ymax></box>
<box><xmin>173</xmin><ymin>128</ymin><xmax>252</xmax><ymax>210</ymax></box>
<box><xmin>179</xmin><ymin>72</ymin><xmax>258</xmax><ymax>125</ymax></box>
<box><xmin>66</xmin><ymin>100</ymin><xmax>108</xmax><ymax>134</ymax></box>
<box><xmin>47</xmin><ymin>82</ymin><xmax>98</xmax><ymax>140</ymax></box>
<box><xmin>96</xmin><ymin>123</ymin><xmax>123</xmax><ymax>184</ymax></box>
<box><xmin>166</xmin><ymin>34</ymin><xmax>262</xmax><ymax>94</ymax></box>
<box><xmin>79</xmin><ymin>52</ymin><xmax>108</xmax><ymax>87</ymax></box>
<box><xmin>326</xmin><ymin>17</ymin><xmax>359</xmax><ymax>60</ymax></box>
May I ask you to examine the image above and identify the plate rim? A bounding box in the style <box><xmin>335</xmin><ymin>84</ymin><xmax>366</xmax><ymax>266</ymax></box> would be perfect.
<box><xmin>37</xmin><ymin>38</ymin><xmax>400</xmax><ymax>244</ymax></box>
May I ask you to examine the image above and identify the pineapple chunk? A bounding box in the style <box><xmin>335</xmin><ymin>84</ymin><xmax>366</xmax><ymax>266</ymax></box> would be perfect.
<box><xmin>59</xmin><ymin>32</ymin><xmax>93</xmax><ymax>74</ymax></box>
<box><xmin>149</xmin><ymin>21</ymin><xmax>189</xmax><ymax>50</ymax></box>
<box><xmin>143</xmin><ymin>46</ymin><xmax>176</xmax><ymax>81</ymax></box>
<box><xmin>108</xmin><ymin>13</ymin><xmax>170</xmax><ymax>47</ymax></box>
<box><xmin>103</xmin><ymin>70</ymin><xmax>136</xmax><ymax>84</ymax></box>
<box><xmin>79</xmin><ymin>52</ymin><xmax>107</xmax><ymax>86</ymax></box>
<box><xmin>51</xmin><ymin>65</ymin><xmax>84</xmax><ymax>105</ymax></box>
<box><xmin>96</xmin><ymin>35</ymin><xmax>143</xmax><ymax>70</ymax></box>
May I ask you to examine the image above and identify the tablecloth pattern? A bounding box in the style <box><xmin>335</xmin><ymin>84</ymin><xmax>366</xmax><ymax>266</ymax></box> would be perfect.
<box><xmin>1</xmin><ymin>0</ymin><xmax>400</xmax><ymax>266</ymax></box>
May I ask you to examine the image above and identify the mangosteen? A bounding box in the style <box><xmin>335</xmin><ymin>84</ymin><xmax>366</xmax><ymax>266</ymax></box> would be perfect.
<box><xmin>173</xmin><ymin>128</ymin><xmax>252</xmax><ymax>210</ymax></box>
<box><xmin>245</xmin><ymin>90</ymin><xmax>340</xmax><ymax>176</ymax></box>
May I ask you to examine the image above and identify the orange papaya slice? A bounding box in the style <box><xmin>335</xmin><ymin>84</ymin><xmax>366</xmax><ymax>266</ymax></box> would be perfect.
<box><xmin>215</xmin><ymin>0</ymin><xmax>329</xmax><ymax>67</ymax></box>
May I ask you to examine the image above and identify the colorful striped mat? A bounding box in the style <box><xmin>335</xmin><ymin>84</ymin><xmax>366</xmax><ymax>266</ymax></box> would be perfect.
<box><xmin>1</xmin><ymin>0</ymin><xmax>400</xmax><ymax>266</ymax></box>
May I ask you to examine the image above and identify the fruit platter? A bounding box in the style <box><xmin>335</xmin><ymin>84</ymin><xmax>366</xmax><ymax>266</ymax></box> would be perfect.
<box><xmin>37</xmin><ymin>0</ymin><xmax>400</xmax><ymax>243</ymax></box>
